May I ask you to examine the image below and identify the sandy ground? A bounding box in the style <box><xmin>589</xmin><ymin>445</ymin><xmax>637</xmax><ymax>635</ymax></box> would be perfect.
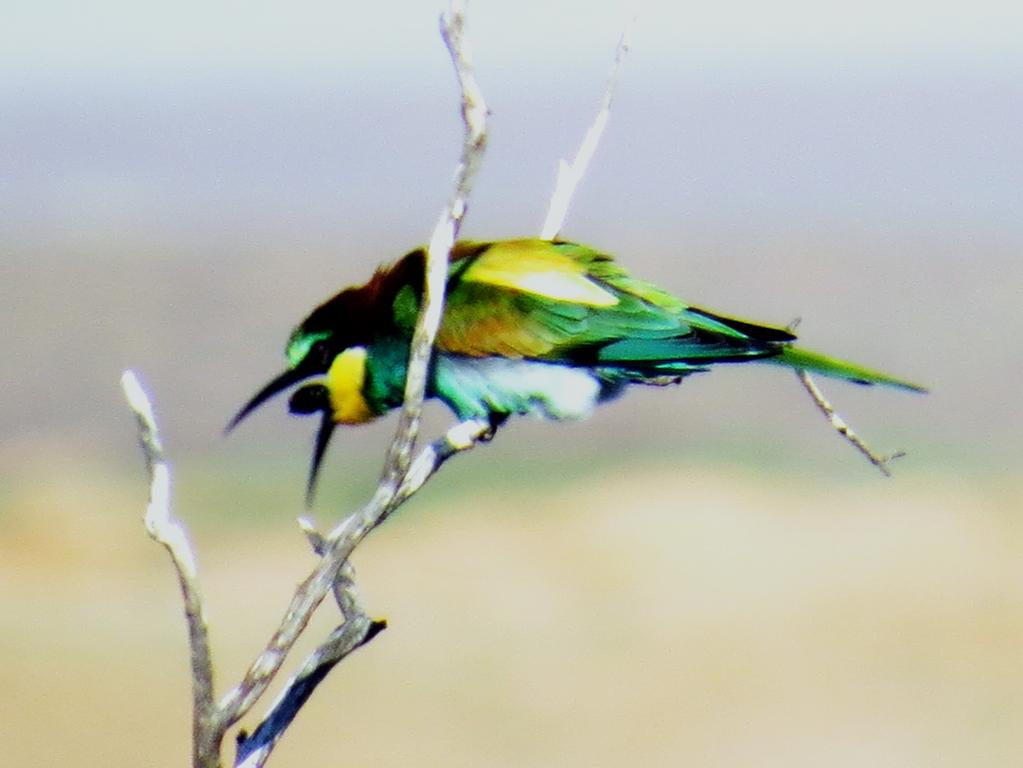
<box><xmin>1</xmin><ymin>463</ymin><xmax>1019</xmax><ymax>767</ymax></box>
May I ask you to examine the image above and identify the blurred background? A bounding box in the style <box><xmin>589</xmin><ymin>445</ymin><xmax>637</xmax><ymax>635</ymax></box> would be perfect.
<box><xmin>2</xmin><ymin>1</ymin><xmax>1021</xmax><ymax>765</ymax></box>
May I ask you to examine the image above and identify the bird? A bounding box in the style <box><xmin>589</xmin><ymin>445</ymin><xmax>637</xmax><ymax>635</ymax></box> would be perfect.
<box><xmin>227</xmin><ymin>238</ymin><xmax>925</xmax><ymax>504</ymax></box>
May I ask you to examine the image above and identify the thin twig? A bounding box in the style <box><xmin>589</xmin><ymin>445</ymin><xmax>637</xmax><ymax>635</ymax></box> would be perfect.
<box><xmin>380</xmin><ymin>0</ymin><xmax>489</xmax><ymax>489</ymax></box>
<box><xmin>120</xmin><ymin>371</ymin><xmax>219</xmax><ymax>767</ymax></box>
<box><xmin>795</xmin><ymin>370</ymin><xmax>905</xmax><ymax>476</ymax></box>
<box><xmin>540</xmin><ymin>16</ymin><xmax>636</xmax><ymax>240</ymax></box>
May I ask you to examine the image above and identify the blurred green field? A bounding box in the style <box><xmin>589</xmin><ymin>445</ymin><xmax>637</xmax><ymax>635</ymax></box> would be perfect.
<box><xmin>1</xmin><ymin>446</ymin><xmax>1020</xmax><ymax>767</ymax></box>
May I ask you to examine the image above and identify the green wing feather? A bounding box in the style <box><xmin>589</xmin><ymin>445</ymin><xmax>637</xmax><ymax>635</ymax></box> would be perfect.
<box><xmin>388</xmin><ymin>238</ymin><xmax>923</xmax><ymax>392</ymax></box>
<box><xmin>393</xmin><ymin>239</ymin><xmax>789</xmax><ymax>365</ymax></box>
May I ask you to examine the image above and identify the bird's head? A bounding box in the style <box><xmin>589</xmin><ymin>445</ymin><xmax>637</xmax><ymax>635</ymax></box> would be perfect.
<box><xmin>226</xmin><ymin>284</ymin><xmax>371</xmax><ymax>431</ymax></box>
<box><xmin>227</xmin><ymin>287</ymin><xmax>383</xmax><ymax>505</ymax></box>
<box><xmin>225</xmin><ymin>327</ymin><xmax>341</xmax><ymax>433</ymax></box>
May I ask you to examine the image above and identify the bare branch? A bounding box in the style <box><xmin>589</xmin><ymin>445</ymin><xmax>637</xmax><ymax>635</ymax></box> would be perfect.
<box><xmin>216</xmin><ymin>1</ymin><xmax>491</xmax><ymax>758</ymax></box>
<box><xmin>540</xmin><ymin>17</ymin><xmax>636</xmax><ymax>240</ymax></box>
<box><xmin>120</xmin><ymin>371</ymin><xmax>219</xmax><ymax>767</ymax></box>
<box><xmin>795</xmin><ymin>370</ymin><xmax>905</xmax><ymax>476</ymax></box>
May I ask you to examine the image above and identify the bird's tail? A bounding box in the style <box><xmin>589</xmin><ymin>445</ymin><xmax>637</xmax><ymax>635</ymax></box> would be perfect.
<box><xmin>773</xmin><ymin>345</ymin><xmax>927</xmax><ymax>393</ymax></box>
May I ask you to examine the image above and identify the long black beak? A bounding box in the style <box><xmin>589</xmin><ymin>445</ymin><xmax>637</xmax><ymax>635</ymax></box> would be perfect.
<box><xmin>226</xmin><ymin>365</ymin><xmax>315</xmax><ymax>433</ymax></box>
<box><xmin>287</xmin><ymin>383</ymin><xmax>336</xmax><ymax>509</ymax></box>
<box><xmin>306</xmin><ymin>411</ymin><xmax>336</xmax><ymax>509</ymax></box>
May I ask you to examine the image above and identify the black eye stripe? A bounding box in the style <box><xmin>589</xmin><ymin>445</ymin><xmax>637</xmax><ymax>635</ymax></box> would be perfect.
<box><xmin>309</xmin><ymin>341</ymin><xmax>333</xmax><ymax>369</ymax></box>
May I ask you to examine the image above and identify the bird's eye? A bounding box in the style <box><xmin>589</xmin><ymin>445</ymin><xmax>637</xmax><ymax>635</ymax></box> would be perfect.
<box><xmin>309</xmin><ymin>340</ymin><xmax>333</xmax><ymax>368</ymax></box>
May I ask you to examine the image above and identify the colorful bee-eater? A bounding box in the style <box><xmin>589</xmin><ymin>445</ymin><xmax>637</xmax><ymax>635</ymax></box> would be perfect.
<box><xmin>228</xmin><ymin>239</ymin><xmax>925</xmax><ymax>503</ymax></box>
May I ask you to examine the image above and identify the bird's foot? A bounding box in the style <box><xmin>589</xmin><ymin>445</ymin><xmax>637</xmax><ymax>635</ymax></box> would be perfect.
<box><xmin>480</xmin><ymin>412</ymin><xmax>509</xmax><ymax>442</ymax></box>
<box><xmin>641</xmin><ymin>375</ymin><xmax>685</xmax><ymax>387</ymax></box>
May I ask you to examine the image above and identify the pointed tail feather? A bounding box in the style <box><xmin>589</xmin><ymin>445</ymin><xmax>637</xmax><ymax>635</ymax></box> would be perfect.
<box><xmin>774</xmin><ymin>346</ymin><xmax>927</xmax><ymax>393</ymax></box>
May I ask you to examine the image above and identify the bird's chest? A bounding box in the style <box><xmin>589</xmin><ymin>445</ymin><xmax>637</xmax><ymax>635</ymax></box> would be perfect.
<box><xmin>431</xmin><ymin>355</ymin><xmax>601</xmax><ymax>420</ymax></box>
<box><xmin>362</xmin><ymin>337</ymin><xmax>602</xmax><ymax>421</ymax></box>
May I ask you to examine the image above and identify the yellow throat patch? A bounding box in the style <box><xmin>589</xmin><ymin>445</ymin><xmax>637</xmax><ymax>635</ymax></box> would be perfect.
<box><xmin>326</xmin><ymin>347</ymin><xmax>375</xmax><ymax>424</ymax></box>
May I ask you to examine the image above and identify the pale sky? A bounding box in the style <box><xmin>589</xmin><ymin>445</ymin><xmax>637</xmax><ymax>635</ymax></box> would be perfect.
<box><xmin>3</xmin><ymin>1</ymin><xmax>1020</xmax><ymax>84</ymax></box>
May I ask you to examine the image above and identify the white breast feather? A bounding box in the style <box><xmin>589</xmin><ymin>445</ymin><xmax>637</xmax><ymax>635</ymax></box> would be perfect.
<box><xmin>440</xmin><ymin>357</ymin><xmax>601</xmax><ymax>420</ymax></box>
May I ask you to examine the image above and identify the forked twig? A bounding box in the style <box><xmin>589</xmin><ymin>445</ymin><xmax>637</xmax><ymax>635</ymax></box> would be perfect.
<box><xmin>234</xmin><ymin>531</ymin><xmax>384</xmax><ymax>768</ymax></box>
<box><xmin>233</xmin><ymin>416</ymin><xmax>491</xmax><ymax>767</ymax></box>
